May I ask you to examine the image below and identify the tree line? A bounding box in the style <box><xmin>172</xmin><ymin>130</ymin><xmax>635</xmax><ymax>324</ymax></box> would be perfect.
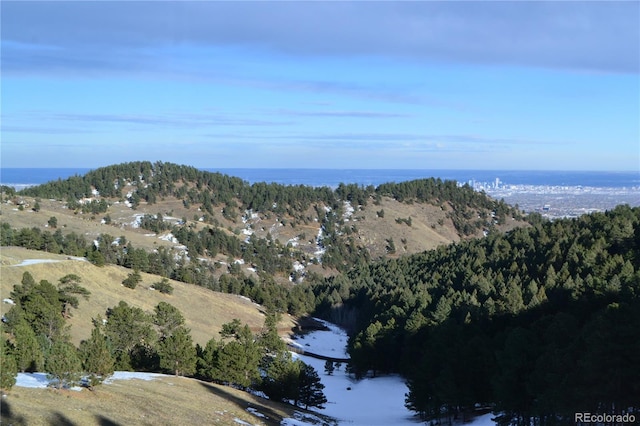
<box><xmin>306</xmin><ymin>204</ymin><xmax>639</xmax><ymax>423</ymax></box>
<box><xmin>0</xmin><ymin>271</ymin><xmax>327</xmax><ymax>409</ymax></box>
<box><xmin>16</xmin><ymin>160</ymin><xmax>522</xmax><ymax>236</ymax></box>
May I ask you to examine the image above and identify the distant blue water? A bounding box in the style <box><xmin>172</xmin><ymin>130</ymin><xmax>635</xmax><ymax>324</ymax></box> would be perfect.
<box><xmin>1</xmin><ymin>167</ymin><xmax>639</xmax><ymax>189</ymax></box>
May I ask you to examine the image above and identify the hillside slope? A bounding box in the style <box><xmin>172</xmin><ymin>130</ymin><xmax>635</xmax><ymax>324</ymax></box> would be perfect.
<box><xmin>0</xmin><ymin>247</ymin><xmax>294</xmax><ymax>347</ymax></box>
<box><xmin>2</xmin><ymin>373</ymin><xmax>333</xmax><ymax>426</ymax></box>
<box><xmin>3</xmin><ymin>161</ymin><xmax>527</xmax><ymax>280</ymax></box>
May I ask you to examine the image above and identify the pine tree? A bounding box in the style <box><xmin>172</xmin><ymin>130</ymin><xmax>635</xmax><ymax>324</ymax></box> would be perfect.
<box><xmin>0</xmin><ymin>334</ymin><xmax>17</xmax><ymax>392</ymax></box>
<box><xmin>324</xmin><ymin>360</ymin><xmax>335</xmax><ymax>376</ymax></box>
<box><xmin>297</xmin><ymin>362</ymin><xmax>327</xmax><ymax>409</ymax></box>
<box><xmin>197</xmin><ymin>337</ymin><xmax>220</xmax><ymax>381</ymax></box>
<box><xmin>79</xmin><ymin>325</ymin><xmax>115</xmax><ymax>386</ymax></box>
<box><xmin>257</xmin><ymin>310</ymin><xmax>285</xmax><ymax>356</ymax></box>
<box><xmin>260</xmin><ymin>352</ymin><xmax>301</xmax><ymax>403</ymax></box>
<box><xmin>158</xmin><ymin>326</ymin><xmax>196</xmax><ymax>376</ymax></box>
<box><xmin>215</xmin><ymin>325</ymin><xmax>261</xmax><ymax>388</ymax></box>
<box><xmin>57</xmin><ymin>274</ymin><xmax>91</xmax><ymax>318</ymax></box>
<box><xmin>104</xmin><ymin>301</ymin><xmax>156</xmax><ymax>370</ymax></box>
<box><xmin>12</xmin><ymin>319</ymin><xmax>44</xmax><ymax>372</ymax></box>
<box><xmin>45</xmin><ymin>339</ymin><xmax>82</xmax><ymax>389</ymax></box>
<box><xmin>153</xmin><ymin>302</ymin><xmax>185</xmax><ymax>339</ymax></box>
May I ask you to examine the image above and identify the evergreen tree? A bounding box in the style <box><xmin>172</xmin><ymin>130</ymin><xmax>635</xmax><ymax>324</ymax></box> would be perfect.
<box><xmin>297</xmin><ymin>362</ymin><xmax>327</xmax><ymax>409</ymax></box>
<box><xmin>18</xmin><ymin>280</ymin><xmax>67</xmax><ymax>345</ymax></box>
<box><xmin>104</xmin><ymin>301</ymin><xmax>156</xmax><ymax>370</ymax></box>
<box><xmin>0</xmin><ymin>334</ymin><xmax>17</xmax><ymax>392</ymax></box>
<box><xmin>260</xmin><ymin>352</ymin><xmax>301</xmax><ymax>403</ymax></box>
<box><xmin>215</xmin><ymin>325</ymin><xmax>261</xmax><ymax>388</ymax></box>
<box><xmin>151</xmin><ymin>277</ymin><xmax>174</xmax><ymax>294</ymax></box>
<box><xmin>257</xmin><ymin>310</ymin><xmax>285</xmax><ymax>356</ymax></box>
<box><xmin>158</xmin><ymin>326</ymin><xmax>197</xmax><ymax>376</ymax></box>
<box><xmin>197</xmin><ymin>337</ymin><xmax>220</xmax><ymax>381</ymax></box>
<box><xmin>324</xmin><ymin>360</ymin><xmax>335</xmax><ymax>376</ymax></box>
<box><xmin>57</xmin><ymin>274</ymin><xmax>91</xmax><ymax>318</ymax></box>
<box><xmin>45</xmin><ymin>339</ymin><xmax>82</xmax><ymax>390</ymax></box>
<box><xmin>79</xmin><ymin>324</ymin><xmax>115</xmax><ymax>386</ymax></box>
<box><xmin>153</xmin><ymin>302</ymin><xmax>185</xmax><ymax>339</ymax></box>
<box><xmin>122</xmin><ymin>271</ymin><xmax>142</xmax><ymax>289</ymax></box>
<box><xmin>12</xmin><ymin>318</ymin><xmax>44</xmax><ymax>372</ymax></box>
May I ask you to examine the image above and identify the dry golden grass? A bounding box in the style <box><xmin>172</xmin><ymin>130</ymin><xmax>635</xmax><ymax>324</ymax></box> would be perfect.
<box><xmin>1</xmin><ymin>191</ymin><xmax>517</xmax><ymax>268</ymax></box>
<box><xmin>1</xmin><ymin>374</ymin><xmax>335</xmax><ymax>426</ymax></box>
<box><xmin>0</xmin><ymin>247</ymin><xmax>295</xmax><ymax>347</ymax></box>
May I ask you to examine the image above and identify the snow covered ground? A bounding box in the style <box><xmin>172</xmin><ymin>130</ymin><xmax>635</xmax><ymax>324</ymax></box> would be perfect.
<box><xmin>286</xmin><ymin>318</ymin><xmax>497</xmax><ymax>426</ymax></box>
<box><xmin>13</xmin><ymin>318</ymin><xmax>497</xmax><ymax>425</ymax></box>
<box><xmin>10</xmin><ymin>259</ymin><xmax>62</xmax><ymax>267</ymax></box>
<box><xmin>15</xmin><ymin>371</ymin><xmax>167</xmax><ymax>390</ymax></box>
<box><xmin>9</xmin><ymin>257</ymin><xmax>87</xmax><ymax>267</ymax></box>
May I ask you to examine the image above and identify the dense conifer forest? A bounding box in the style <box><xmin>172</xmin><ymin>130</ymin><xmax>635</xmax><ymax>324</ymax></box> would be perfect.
<box><xmin>2</xmin><ymin>162</ymin><xmax>639</xmax><ymax>424</ymax></box>
<box><xmin>314</xmin><ymin>204</ymin><xmax>640</xmax><ymax>423</ymax></box>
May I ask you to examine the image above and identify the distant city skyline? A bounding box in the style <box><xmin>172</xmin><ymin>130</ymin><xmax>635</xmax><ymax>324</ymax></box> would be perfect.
<box><xmin>2</xmin><ymin>2</ymin><xmax>639</xmax><ymax>171</ymax></box>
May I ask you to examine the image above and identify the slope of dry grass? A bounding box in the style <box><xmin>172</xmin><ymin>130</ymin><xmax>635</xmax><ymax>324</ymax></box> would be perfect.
<box><xmin>0</xmin><ymin>247</ymin><xmax>295</xmax><ymax>346</ymax></box>
<box><xmin>1</xmin><ymin>374</ymin><xmax>335</xmax><ymax>426</ymax></box>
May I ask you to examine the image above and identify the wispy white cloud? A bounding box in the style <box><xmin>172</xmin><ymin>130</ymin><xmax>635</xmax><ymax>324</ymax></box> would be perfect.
<box><xmin>3</xmin><ymin>111</ymin><xmax>293</xmax><ymax>129</ymax></box>
<box><xmin>266</xmin><ymin>109</ymin><xmax>413</xmax><ymax>119</ymax></box>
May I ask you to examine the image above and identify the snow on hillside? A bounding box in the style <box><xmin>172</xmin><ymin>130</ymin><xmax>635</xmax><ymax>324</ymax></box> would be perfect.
<box><xmin>12</xmin><ymin>321</ymin><xmax>496</xmax><ymax>425</ymax></box>
<box><xmin>10</xmin><ymin>259</ymin><xmax>62</xmax><ymax>267</ymax></box>
<box><xmin>286</xmin><ymin>318</ymin><xmax>498</xmax><ymax>426</ymax></box>
<box><xmin>15</xmin><ymin>371</ymin><xmax>167</xmax><ymax>390</ymax></box>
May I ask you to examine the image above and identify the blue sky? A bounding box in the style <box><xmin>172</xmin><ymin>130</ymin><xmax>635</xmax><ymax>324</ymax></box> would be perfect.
<box><xmin>1</xmin><ymin>1</ymin><xmax>639</xmax><ymax>170</ymax></box>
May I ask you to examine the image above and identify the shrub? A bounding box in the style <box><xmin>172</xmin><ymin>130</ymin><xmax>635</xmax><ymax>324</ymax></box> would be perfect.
<box><xmin>122</xmin><ymin>271</ymin><xmax>142</xmax><ymax>289</ymax></box>
<box><xmin>152</xmin><ymin>278</ymin><xmax>174</xmax><ymax>295</ymax></box>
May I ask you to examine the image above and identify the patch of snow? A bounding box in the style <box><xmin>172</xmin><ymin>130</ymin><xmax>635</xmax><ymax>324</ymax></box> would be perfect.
<box><xmin>242</xmin><ymin>228</ymin><xmax>254</xmax><ymax>236</ymax></box>
<box><xmin>144</xmin><ymin>233</ymin><xmax>157</xmax><ymax>237</ymax></box>
<box><xmin>314</xmin><ymin>227</ymin><xmax>326</xmax><ymax>258</ymax></box>
<box><xmin>282</xmin><ymin>411</ymin><xmax>334</xmax><ymax>426</ymax></box>
<box><xmin>292</xmin><ymin>261</ymin><xmax>305</xmax><ymax>272</ymax></box>
<box><xmin>287</xmin><ymin>318</ymin><xmax>501</xmax><ymax>426</ymax></box>
<box><xmin>234</xmin><ymin>259</ymin><xmax>245</xmax><ymax>265</ymax></box>
<box><xmin>287</xmin><ymin>237</ymin><xmax>300</xmax><ymax>247</ymax></box>
<box><xmin>15</xmin><ymin>373</ymin><xmax>53</xmax><ymax>389</ymax></box>
<box><xmin>159</xmin><ymin>233</ymin><xmax>179</xmax><ymax>244</ymax></box>
<box><xmin>11</xmin><ymin>259</ymin><xmax>61</xmax><ymax>267</ymax></box>
<box><xmin>343</xmin><ymin>201</ymin><xmax>355</xmax><ymax>219</ymax></box>
<box><xmin>246</xmin><ymin>407</ymin><xmax>267</xmax><ymax>419</ymax></box>
<box><xmin>130</xmin><ymin>214</ymin><xmax>145</xmax><ymax>228</ymax></box>
<box><xmin>233</xmin><ymin>419</ymin><xmax>251</xmax><ymax>425</ymax></box>
<box><xmin>15</xmin><ymin>373</ymin><xmax>82</xmax><ymax>391</ymax></box>
<box><xmin>246</xmin><ymin>267</ymin><xmax>257</xmax><ymax>272</ymax></box>
<box><xmin>103</xmin><ymin>372</ymin><xmax>165</xmax><ymax>383</ymax></box>
<box><xmin>3</xmin><ymin>299</ymin><xmax>15</xmax><ymax>305</ymax></box>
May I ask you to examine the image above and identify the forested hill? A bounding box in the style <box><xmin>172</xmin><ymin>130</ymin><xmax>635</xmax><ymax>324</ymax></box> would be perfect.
<box><xmin>14</xmin><ymin>161</ymin><xmax>525</xmax><ymax>267</ymax></box>
<box><xmin>315</xmin><ymin>204</ymin><xmax>639</xmax><ymax>423</ymax></box>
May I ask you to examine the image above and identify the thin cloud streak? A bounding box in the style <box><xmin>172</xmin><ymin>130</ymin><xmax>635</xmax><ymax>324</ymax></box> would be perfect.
<box><xmin>202</xmin><ymin>132</ymin><xmax>572</xmax><ymax>152</ymax></box>
<box><xmin>5</xmin><ymin>112</ymin><xmax>293</xmax><ymax>129</ymax></box>
<box><xmin>267</xmin><ymin>109</ymin><xmax>413</xmax><ymax>119</ymax></box>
